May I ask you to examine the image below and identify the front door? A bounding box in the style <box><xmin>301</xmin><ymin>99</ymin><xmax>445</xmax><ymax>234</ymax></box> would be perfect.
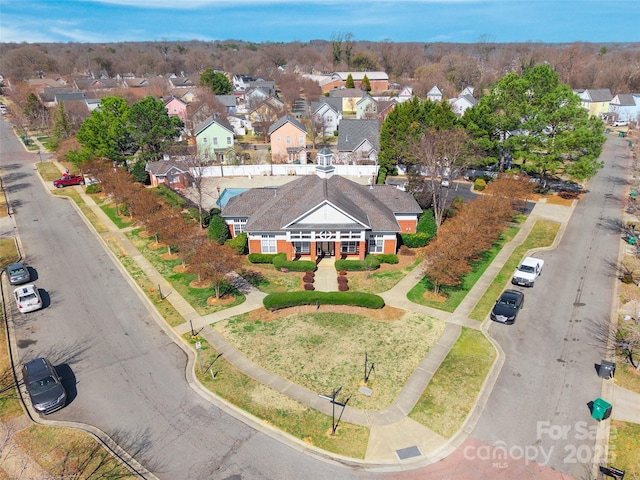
<box><xmin>317</xmin><ymin>241</ymin><xmax>335</xmax><ymax>257</ymax></box>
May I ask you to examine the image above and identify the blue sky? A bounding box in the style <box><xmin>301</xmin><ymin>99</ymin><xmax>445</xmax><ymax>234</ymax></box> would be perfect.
<box><xmin>1</xmin><ymin>0</ymin><xmax>639</xmax><ymax>44</ymax></box>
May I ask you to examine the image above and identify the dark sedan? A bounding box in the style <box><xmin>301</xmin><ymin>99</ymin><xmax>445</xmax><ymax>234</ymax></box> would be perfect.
<box><xmin>490</xmin><ymin>289</ymin><xmax>525</xmax><ymax>324</ymax></box>
<box><xmin>6</xmin><ymin>262</ymin><xmax>30</xmax><ymax>285</ymax></box>
<box><xmin>22</xmin><ymin>358</ymin><xmax>67</xmax><ymax>414</ymax></box>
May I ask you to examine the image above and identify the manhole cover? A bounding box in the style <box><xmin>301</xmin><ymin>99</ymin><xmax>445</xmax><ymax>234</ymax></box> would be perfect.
<box><xmin>396</xmin><ymin>445</ymin><xmax>421</xmax><ymax>460</ymax></box>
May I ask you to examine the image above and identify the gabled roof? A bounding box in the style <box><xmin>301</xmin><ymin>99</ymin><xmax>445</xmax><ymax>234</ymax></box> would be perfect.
<box><xmin>582</xmin><ymin>89</ymin><xmax>613</xmax><ymax>102</ymax></box>
<box><xmin>310</xmin><ymin>97</ymin><xmax>342</xmax><ymax>114</ymax></box>
<box><xmin>164</xmin><ymin>96</ymin><xmax>187</xmax><ymax>107</ymax></box>
<box><xmin>194</xmin><ymin>115</ymin><xmax>234</xmax><ymax>136</ymax></box>
<box><xmin>145</xmin><ymin>159</ymin><xmax>190</xmax><ymax>175</ymax></box>
<box><xmin>450</xmin><ymin>94</ymin><xmax>478</xmax><ymax>107</ymax></box>
<box><xmin>39</xmin><ymin>87</ymin><xmax>76</xmax><ymax>103</ymax></box>
<box><xmin>55</xmin><ymin>92</ymin><xmax>87</xmax><ymax>103</ymax></box>
<box><xmin>214</xmin><ymin>94</ymin><xmax>237</xmax><ymax>108</ymax></box>
<box><xmin>611</xmin><ymin>94</ymin><xmax>638</xmax><ymax>106</ymax></box>
<box><xmin>427</xmin><ymin>85</ymin><xmax>443</xmax><ymax>97</ymax></box>
<box><xmin>222</xmin><ymin>175</ymin><xmax>417</xmax><ymax>233</ymax></box>
<box><xmin>329</xmin><ymin>88</ymin><xmax>366</xmax><ymax>99</ymax></box>
<box><xmin>337</xmin><ymin>119</ymin><xmax>379</xmax><ymax>152</ymax></box>
<box><xmin>268</xmin><ymin>114</ymin><xmax>307</xmax><ymax>135</ymax></box>
<box><xmin>170</xmin><ymin>77</ymin><xmax>195</xmax><ymax>88</ymax></box>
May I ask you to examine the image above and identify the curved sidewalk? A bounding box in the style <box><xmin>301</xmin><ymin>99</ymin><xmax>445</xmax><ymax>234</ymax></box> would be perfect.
<box><xmin>66</xmin><ymin>181</ymin><xmax>580</xmax><ymax>463</ymax></box>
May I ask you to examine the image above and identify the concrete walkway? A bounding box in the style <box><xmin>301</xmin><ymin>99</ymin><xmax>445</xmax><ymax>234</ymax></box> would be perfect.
<box><xmin>4</xmin><ymin>148</ymin><xmax>640</xmax><ymax>469</ymax></box>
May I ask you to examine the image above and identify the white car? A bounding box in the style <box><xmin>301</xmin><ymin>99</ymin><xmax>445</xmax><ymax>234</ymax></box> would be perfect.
<box><xmin>13</xmin><ymin>284</ymin><xmax>43</xmax><ymax>313</ymax></box>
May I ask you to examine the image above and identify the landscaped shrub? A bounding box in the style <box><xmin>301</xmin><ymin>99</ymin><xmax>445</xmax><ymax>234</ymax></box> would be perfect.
<box><xmin>377</xmin><ymin>167</ymin><xmax>387</xmax><ymax>185</ymax></box>
<box><xmin>338</xmin><ymin>283</ymin><xmax>349</xmax><ymax>291</ymax></box>
<box><xmin>334</xmin><ymin>256</ymin><xmax>381</xmax><ymax>271</ymax></box>
<box><xmin>474</xmin><ymin>178</ymin><xmax>487</xmax><ymax>191</ymax></box>
<box><xmin>304</xmin><ymin>283</ymin><xmax>315</xmax><ymax>290</ymax></box>
<box><xmin>400</xmin><ymin>232</ymin><xmax>431</xmax><ymax>248</ymax></box>
<box><xmin>248</xmin><ymin>253</ymin><xmax>280</xmax><ymax>264</ymax></box>
<box><xmin>263</xmin><ymin>291</ymin><xmax>385</xmax><ymax>310</ymax></box>
<box><xmin>337</xmin><ymin>275</ymin><xmax>348</xmax><ymax>284</ymax></box>
<box><xmin>207</xmin><ymin>215</ymin><xmax>230</xmax><ymax>244</ymax></box>
<box><xmin>187</xmin><ymin>207</ymin><xmax>211</xmax><ymax>227</ymax></box>
<box><xmin>225</xmin><ymin>232</ymin><xmax>247</xmax><ymax>254</ymax></box>
<box><xmin>374</xmin><ymin>254</ymin><xmax>399</xmax><ymax>264</ymax></box>
<box><xmin>305</xmin><ymin>271</ymin><xmax>315</xmax><ymax>276</ymax></box>
<box><xmin>85</xmin><ymin>184</ymin><xmax>102</xmax><ymax>194</ymax></box>
<box><xmin>339</xmin><ymin>270</ymin><xmax>347</xmax><ymax>275</ymax></box>
<box><xmin>303</xmin><ymin>274</ymin><xmax>314</xmax><ymax>284</ymax></box>
<box><xmin>416</xmin><ymin>209</ymin><xmax>437</xmax><ymax>237</ymax></box>
<box><xmin>273</xmin><ymin>253</ymin><xmax>316</xmax><ymax>272</ymax></box>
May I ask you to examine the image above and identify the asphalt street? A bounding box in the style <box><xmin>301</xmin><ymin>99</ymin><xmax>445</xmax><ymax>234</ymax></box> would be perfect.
<box><xmin>473</xmin><ymin>135</ymin><xmax>629</xmax><ymax>477</ymax></box>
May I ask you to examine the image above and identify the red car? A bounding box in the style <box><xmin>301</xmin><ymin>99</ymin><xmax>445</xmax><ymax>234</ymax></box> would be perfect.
<box><xmin>53</xmin><ymin>174</ymin><xmax>85</xmax><ymax>188</ymax></box>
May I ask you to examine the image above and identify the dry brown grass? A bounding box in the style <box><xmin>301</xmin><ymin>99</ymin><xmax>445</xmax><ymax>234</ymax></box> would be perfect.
<box><xmin>543</xmin><ymin>194</ymin><xmax>578</xmax><ymax>206</ymax></box>
<box><xmin>215</xmin><ymin>309</ymin><xmax>445</xmax><ymax>410</ymax></box>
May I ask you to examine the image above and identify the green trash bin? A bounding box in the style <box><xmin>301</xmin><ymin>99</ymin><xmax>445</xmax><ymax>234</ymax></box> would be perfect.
<box><xmin>630</xmin><ymin>141</ymin><xmax>634</xmax><ymax>148</ymax></box>
<box><xmin>606</xmin><ymin>128</ymin><xmax>611</xmax><ymax>134</ymax></box>
<box><xmin>629</xmin><ymin>235</ymin><xmax>636</xmax><ymax>246</ymax></box>
<box><xmin>592</xmin><ymin>397</ymin><xmax>612</xmax><ymax>420</ymax></box>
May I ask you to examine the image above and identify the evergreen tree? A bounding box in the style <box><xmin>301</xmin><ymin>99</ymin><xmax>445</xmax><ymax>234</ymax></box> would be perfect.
<box><xmin>345</xmin><ymin>73</ymin><xmax>355</xmax><ymax>88</ymax></box>
<box><xmin>128</xmin><ymin>96</ymin><xmax>184</xmax><ymax>162</ymax></box>
<box><xmin>361</xmin><ymin>74</ymin><xmax>371</xmax><ymax>92</ymax></box>
<box><xmin>200</xmin><ymin>68</ymin><xmax>232</xmax><ymax>95</ymax></box>
<box><xmin>50</xmin><ymin>102</ymin><xmax>73</xmax><ymax>148</ymax></box>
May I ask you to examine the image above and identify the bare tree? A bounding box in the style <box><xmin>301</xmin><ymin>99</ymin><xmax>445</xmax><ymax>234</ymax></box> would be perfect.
<box><xmin>192</xmin><ymin>242</ymin><xmax>242</xmax><ymax>299</ymax></box>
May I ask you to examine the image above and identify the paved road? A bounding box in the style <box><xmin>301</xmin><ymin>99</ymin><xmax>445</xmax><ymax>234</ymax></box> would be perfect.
<box><xmin>473</xmin><ymin>135</ymin><xmax>629</xmax><ymax>477</ymax></box>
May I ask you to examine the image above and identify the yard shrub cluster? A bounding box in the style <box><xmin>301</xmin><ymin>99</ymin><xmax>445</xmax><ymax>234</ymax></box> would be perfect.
<box><xmin>207</xmin><ymin>215</ymin><xmax>231</xmax><ymax>244</ymax></box>
<box><xmin>374</xmin><ymin>253</ymin><xmax>399</xmax><ymax>264</ymax></box>
<box><xmin>225</xmin><ymin>232</ymin><xmax>247</xmax><ymax>254</ymax></box>
<box><xmin>474</xmin><ymin>178</ymin><xmax>487</xmax><ymax>191</ymax></box>
<box><xmin>248</xmin><ymin>253</ymin><xmax>280</xmax><ymax>264</ymax></box>
<box><xmin>334</xmin><ymin>255</ymin><xmax>381</xmax><ymax>271</ymax></box>
<box><xmin>263</xmin><ymin>291</ymin><xmax>384</xmax><ymax>310</ymax></box>
<box><xmin>273</xmin><ymin>253</ymin><xmax>316</xmax><ymax>272</ymax></box>
<box><xmin>401</xmin><ymin>210</ymin><xmax>437</xmax><ymax>248</ymax></box>
<box><xmin>85</xmin><ymin>183</ymin><xmax>102</xmax><ymax>194</ymax></box>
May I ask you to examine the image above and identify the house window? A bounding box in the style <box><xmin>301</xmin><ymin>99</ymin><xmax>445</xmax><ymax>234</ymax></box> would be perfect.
<box><xmin>286</xmin><ymin>135</ymin><xmax>291</xmax><ymax>144</ymax></box>
<box><xmin>293</xmin><ymin>241</ymin><xmax>310</xmax><ymax>254</ymax></box>
<box><xmin>227</xmin><ymin>136</ymin><xmax>231</xmax><ymax>145</ymax></box>
<box><xmin>298</xmin><ymin>136</ymin><xmax>304</xmax><ymax>145</ymax></box>
<box><xmin>341</xmin><ymin>241</ymin><xmax>358</xmax><ymax>254</ymax></box>
<box><xmin>369</xmin><ymin>235</ymin><xmax>384</xmax><ymax>253</ymax></box>
<box><xmin>290</xmin><ymin>231</ymin><xmax>311</xmax><ymax>240</ymax></box>
<box><xmin>276</xmin><ymin>136</ymin><xmax>281</xmax><ymax>142</ymax></box>
<box><xmin>213</xmin><ymin>138</ymin><xmax>218</xmax><ymax>145</ymax></box>
<box><xmin>203</xmin><ymin>138</ymin><xmax>208</xmax><ymax>143</ymax></box>
<box><xmin>233</xmin><ymin>218</ymin><xmax>247</xmax><ymax>234</ymax></box>
<box><xmin>261</xmin><ymin>235</ymin><xmax>276</xmax><ymax>253</ymax></box>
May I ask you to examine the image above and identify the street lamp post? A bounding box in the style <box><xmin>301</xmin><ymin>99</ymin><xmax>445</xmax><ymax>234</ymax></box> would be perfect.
<box><xmin>37</xmin><ymin>150</ymin><xmax>42</xmax><ymax>163</ymax></box>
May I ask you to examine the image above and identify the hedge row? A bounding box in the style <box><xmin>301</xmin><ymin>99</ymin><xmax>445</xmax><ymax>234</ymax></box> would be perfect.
<box><xmin>400</xmin><ymin>232</ymin><xmax>431</xmax><ymax>248</ymax></box>
<box><xmin>248</xmin><ymin>253</ymin><xmax>280</xmax><ymax>264</ymax></box>
<box><xmin>273</xmin><ymin>253</ymin><xmax>316</xmax><ymax>272</ymax></box>
<box><xmin>226</xmin><ymin>232</ymin><xmax>247</xmax><ymax>254</ymax></box>
<box><xmin>334</xmin><ymin>255</ymin><xmax>381</xmax><ymax>271</ymax></box>
<box><xmin>263</xmin><ymin>291</ymin><xmax>385</xmax><ymax>310</ymax></box>
<box><xmin>374</xmin><ymin>254</ymin><xmax>399</xmax><ymax>264</ymax></box>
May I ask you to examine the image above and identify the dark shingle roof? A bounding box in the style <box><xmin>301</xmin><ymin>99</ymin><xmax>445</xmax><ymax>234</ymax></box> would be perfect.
<box><xmin>145</xmin><ymin>160</ymin><xmax>189</xmax><ymax>175</ymax></box>
<box><xmin>584</xmin><ymin>89</ymin><xmax>613</xmax><ymax>102</ymax></box>
<box><xmin>194</xmin><ymin>115</ymin><xmax>234</xmax><ymax>136</ymax></box>
<box><xmin>222</xmin><ymin>175</ymin><xmax>420</xmax><ymax>233</ymax></box>
<box><xmin>337</xmin><ymin>119</ymin><xmax>379</xmax><ymax>152</ymax></box>
<box><xmin>612</xmin><ymin>94</ymin><xmax>636</xmax><ymax>106</ymax></box>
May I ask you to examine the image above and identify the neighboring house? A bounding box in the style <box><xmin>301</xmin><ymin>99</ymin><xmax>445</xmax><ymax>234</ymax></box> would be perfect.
<box><xmin>329</xmin><ymin>88</ymin><xmax>366</xmax><ymax>115</ymax></box>
<box><xmin>213</xmin><ymin>94</ymin><xmax>238</xmax><ymax>115</ymax></box>
<box><xmin>335</xmin><ymin>118</ymin><xmax>379</xmax><ymax>165</ymax></box>
<box><xmin>38</xmin><ymin>87</ymin><xmax>76</xmax><ymax>107</ymax></box>
<box><xmin>145</xmin><ymin>159</ymin><xmax>192</xmax><ymax>189</ymax></box>
<box><xmin>249</xmin><ymin>79</ymin><xmax>276</xmax><ymax>96</ymax></box>
<box><xmin>310</xmin><ymin>99</ymin><xmax>342</xmax><ymax>137</ymax></box>
<box><xmin>28</xmin><ymin>77</ymin><xmax>67</xmax><ymax>88</ymax></box>
<box><xmin>227</xmin><ymin>115</ymin><xmax>250</xmax><ymax>136</ymax></box>
<box><xmin>377</xmin><ymin>99</ymin><xmax>397</xmax><ymax>121</ymax></box>
<box><xmin>244</xmin><ymin>87</ymin><xmax>273</xmax><ymax>110</ymax></box>
<box><xmin>54</xmin><ymin>92</ymin><xmax>87</xmax><ymax>106</ymax></box>
<box><xmin>123</xmin><ymin>78</ymin><xmax>150</xmax><ymax>88</ymax></box>
<box><xmin>194</xmin><ymin>115</ymin><xmax>235</xmax><ymax>162</ymax></box>
<box><xmin>247</xmin><ymin>96</ymin><xmax>285</xmax><ymax>134</ymax></box>
<box><xmin>607</xmin><ymin>94</ymin><xmax>640</xmax><ymax>123</ymax></box>
<box><xmin>426</xmin><ymin>85</ymin><xmax>444</xmax><ymax>102</ymax></box>
<box><xmin>86</xmin><ymin>98</ymin><xmax>101</xmax><ymax>111</ymax></box>
<box><xmin>449</xmin><ymin>94</ymin><xmax>478</xmax><ymax>117</ymax></box>
<box><xmin>164</xmin><ymin>96</ymin><xmax>188</xmax><ymax>122</ymax></box>
<box><xmin>221</xmin><ymin>149</ymin><xmax>421</xmax><ymax>261</ymax></box>
<box><xmin>232</xmin><ymin>74</ymin><xmax>259</xmax><ymax>92</ymax></box>
<box><xmin>397</xmin><ymin>86</ymin><xmax>414</xmax><ymax>102</ymax></box>
<box><xmin>73</xmin><ymin>77</ymin><xmax>120</xmax><ymax>91</ymax></box>
<box><xmin>180</xmin><ymin>90</ymin><xmax>197</xmax><ymax>103</ymax></box>
<box><xmin>356</xmin><ymin>95</ymin><xmax>378</xmax><ymax>119</ymax></box>
<box><xmin>268</xmin><ymin>115</ymin><xmax>308</xmax><ymax>164</ymax></box>
<box><xmin>578</xmin><ymin>88</ymin><xmax>613</xmax><ymax>117</ymax></box>
<box><xmin>460</xmin><ymin>86</ymin><xmax>475</xmax><ymax>97</ymax></box>
<box><xmin>169</xmin><ymin>77</ymin><xmax>196</xmax><ymax>89</ymax></box>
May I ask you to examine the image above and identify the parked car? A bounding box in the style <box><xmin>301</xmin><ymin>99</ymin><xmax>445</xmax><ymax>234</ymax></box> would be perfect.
<box><xmin>13</xmin><ymin>284</ymin><xmax>43</xmax><ymax>313</ymax></box>
<box><xmin>53</xmin><ymin>174</ymin><xmax>85</xmax><ymax>188</ymax></box>
<box><xmin>6</xmin><ymin>262</ymin><xmax>31</xmax><ymax>285</ymax></box>
<box><xmin>22</xmin><ymin>358</ymin><xmax>67</xmax><ymax>414</ymax></box>
<box><xmin>490</xmin><ymin>289</ymin><xmax>525</xmax><ymax>324</ymax></box>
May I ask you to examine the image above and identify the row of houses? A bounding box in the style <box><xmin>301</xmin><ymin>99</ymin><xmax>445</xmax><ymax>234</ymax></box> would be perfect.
<box><xmin>577</xmin><ymin>88</ymin><xmax>640</xmax><ymax>123</ymax></box>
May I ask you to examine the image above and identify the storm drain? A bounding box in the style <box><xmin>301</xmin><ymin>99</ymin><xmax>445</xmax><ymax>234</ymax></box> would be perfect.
<box><xmin>396</xmin><ymin>445</ymin><xmax>422</xmax><ymax>460</ymax></box>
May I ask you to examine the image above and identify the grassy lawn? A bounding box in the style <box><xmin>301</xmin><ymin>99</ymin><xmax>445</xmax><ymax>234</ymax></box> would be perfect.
<box><xmin>469</xmin><ymin>220</ymin><xmax>561</xmax><ymax>320</ymax></box>
<box><xmin>346</xmin><ymin>255</ymin><xmax>420</xmax><ymax>294</ymax></box>
<box><xmin>409</xmin><ymin>328</ymin><xmax>496</xmax><ymax>438</ymax></box>
<box><xmin>127</xmin><ymin>228</ymin><xmax>245</xmax><ymax>315</ymax></box>
<box><xmin>407</xmin><ymin>226</ymin><xmax>520</xmax><ymax>312</ymax></box>
<box><xmin>215</xmin><ymin>310</ymin><xmax>445</xmax><ymax>410</ymax></box>
<box><xmin>613</xmin><ymin>361</ymin><xmax>640</xmax><ymax>393</ymax></box>
<box><xmin>609</xmin><ymin>421</ymin><xmax>640</xmax><ymax>477</ymax></box>
<box><xmin>184</xmin><ymin>334</ymin><xmax>370</xmax><ymax>458</ymax></box>
<box><xmin>13</xmin><ymin>426</ymin><xmax>136</xmax><ymax>479</ymax></box>
<box><xmin>99</xmin><ymin>202</ymin><xmax>134</xmax><ymax>229</ymax></box>
<box><xmin>36</xmin><ymin>161</ymin><xmax>64</xmax><ymax>182</ymax></box>
<box><xmin>241</xmin><ymin>264</ymin><xmax>303</xmax><ymax>293</ymax></box>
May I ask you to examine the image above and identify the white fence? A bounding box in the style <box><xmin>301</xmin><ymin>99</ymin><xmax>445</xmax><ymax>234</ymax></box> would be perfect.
<box><xmin>198</xmin><ymin>164</ymin><xmax>378</xmax><ymax>178</ymax></box>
